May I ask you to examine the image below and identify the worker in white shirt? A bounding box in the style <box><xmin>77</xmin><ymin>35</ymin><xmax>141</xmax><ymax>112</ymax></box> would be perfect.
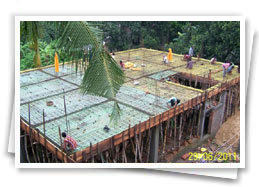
<box><xmin>163</xmin><ymin>55</ymin><xmax>168</xmax><ymax>64</ymax></box>
<box><xmin>210</xmin><ymin>57</ymin><xmax>217</xmax><ymax>64</ymax></box>
<box><xmin>167</xmin><ymin>97</ymin><xmax>181</xmax><ymax>108</ymax></box>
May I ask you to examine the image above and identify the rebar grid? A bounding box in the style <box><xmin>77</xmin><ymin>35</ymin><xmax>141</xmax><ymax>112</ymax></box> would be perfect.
<box><xmin>20</xmin><ymin>70</ymin><xmax>55</xmax><ymax>87</ymax></box>
<box><xmin>116</xmin><ymin>86</ymin><xmax>168</xmax><ymax>115</ymax></box>
<box><xmin>36</xmin><ymin>101</ymin><xmax>150</xmax><ymax>152</ymax></box>
<box><xmin>20</xmin><ymin>89</ymin><xmax>107</xmax><ymax>126</ymax></box>
<box><xmin>20</xmin><ymin>78</ymin><xmax>78</xmax><ymax>104</ymax></box>
<box><xmin>125</xmin><ymin>77</ymin><xmax>201</xmax><ymax>102</ymax></box>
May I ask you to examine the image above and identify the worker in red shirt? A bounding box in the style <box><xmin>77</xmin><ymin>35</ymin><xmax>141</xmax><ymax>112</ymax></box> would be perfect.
<box><xmin>62</xmin><ymin>132</ymin><xmax>78</xmax><ymax>151</ymax></box>
<box><xmin>184</xmin><ymin>54</ymin><xmax>191</xmax><ymax>61</ymax></box>
<box><xmin>119</xmin><ymin>60</ymin><xmax>125</xmax><ymax>70</ymax></box>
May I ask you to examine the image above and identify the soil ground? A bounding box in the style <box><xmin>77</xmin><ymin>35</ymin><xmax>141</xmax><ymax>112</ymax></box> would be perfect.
<box><xmin>167</xmin><ymin>111</ymin><xmax>240</xmax><ymax>163</ymax></box>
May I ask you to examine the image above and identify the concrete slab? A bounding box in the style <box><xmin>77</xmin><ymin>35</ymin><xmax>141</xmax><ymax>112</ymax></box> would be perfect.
<box><xmin>42</xmin><ymin>63</ymin><xmax>82</xmax><ymax>77</ymax></box>
<box><xmin>116</xmin><ymin>86</ymin><xmax>168</xmax><ymax>116</ymax></box>
<box><xmin>20</xmin><ymin>78</ymin><xmax>78</xmax><ymax>104</ymax></box>
<box><xmin>125</xmin><ymin>77</ymin><xmax>201</xmax><ymax>102</ymax></box>
<box><xmin>149</xmin><ymin>70</ymin><xmax>178</xmax><ymax>80</ymax></box>
<box><xmin>20</xmin><ymin>70</ymin><xmax>55</xmax><ymax>87</ymax></box>
<box><xmin>20</xmin><ymin>89</ymin><xmax>107</xmax><ymax>126</ymax></box>
<box><xmin>122</xmin><ymin>59</ymin><xmax>171</xmax><ymax>79</ymax></box>
<box><xmin>36</xmin><ymin>101</ymin><xmax>150</xmax><ymax>152</ymax></box>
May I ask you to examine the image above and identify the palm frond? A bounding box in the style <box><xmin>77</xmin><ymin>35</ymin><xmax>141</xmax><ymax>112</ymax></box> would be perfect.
<box><xmin>81</xmin><ymin>45</ymin><xmax>125</xmax><ymax>98</ymax></box>
<box><xmin>57</xmin><ymin>21</ymin><xmax>125</xmax><ymax>126</ymax></box>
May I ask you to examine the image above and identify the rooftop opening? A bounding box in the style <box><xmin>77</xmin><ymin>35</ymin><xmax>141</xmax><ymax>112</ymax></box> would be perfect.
<box><xmin>163</xmin><ymin>72</ymin><xmax>219</xmax><ymax>90</ymax></box>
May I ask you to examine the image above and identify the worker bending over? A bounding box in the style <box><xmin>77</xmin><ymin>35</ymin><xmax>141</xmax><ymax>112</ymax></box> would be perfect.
<box><xmin>163</xmin><ymin>55</ymin><xmax>168</xmax><ymax>64</ymax></box>
<box><xmin>62</xmin><ymin>132</ymin><xmax>78</xmax><ymax>151</ymax></box>
<box><xmin>222</xmin><ymin>62</ymin><xmax>235</xmax><ymax>77</ymax></box>
<box><xmin>210</xmin><ymin>57</ymin><xmax>217</xmax><ymax>64</ymax></box>
<box><xmin>167</xmin><ymin>97</ymin><xmax>181</xmax><ymax>108</ymax></box>
<box><xmin>186</xmin><ymin>59</ymin><xmax>195</xmax><ymax>69</ymax></box>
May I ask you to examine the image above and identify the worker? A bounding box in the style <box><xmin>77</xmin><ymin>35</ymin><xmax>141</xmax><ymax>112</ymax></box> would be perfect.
<box><xmin>167</xmin><ymin>97</ymin><xmax>181</xmax><ymax>108</ymax></box>
<box><xmin>120</xmin><ymin>60</ymin><xmax>125</xmax><ymax>70</ymax></box>
<box><xmin>111</xmin><ymin>52</ymin><xmax>115</xmax><ymax>59</ymax></box>
<box><xmin>186</xmin><ymin>59</ymin><xmax>195</xmax><ymax>69</ymax></box>
<box><xmin>210</xmin><ymin>57</ymin><xmax>217</xmax><ymax>64</ymax></box>
<box><xmin>222</xmin><ymin>62</ymin><xmax>235</xmax><ymax>77</ymax></box>
<box><xmin>189</xmin><ymin>46</ymin><xmax>194</xmax><ymax>57</ymax></box>
<box><xmin>104</xmin><ymin>125</ymin><xmax>110</xmax><ymax>132</ymax></box>
<box><xmin>184</xmin><ymin>54</ymin><xmax>191</xmax><ymax>61</ymax></box>
<box><xmin>62</xmin><ymin>132</ymin><xmax>78</xmax><ymax>151</ymax></box>
<box><xmin>163</xmin><ymin>55</ymin><xmax>168</xmax><ymax>64</ymax></box>
<box><xmin>227</xmin><ymin>62</ymin><xmax>235</xmax><ymax>73</ymax></box>
<box><xmin>87</xmin><ymin>47</ymin><xmax>93</xmax><ymax>62</ymax></box>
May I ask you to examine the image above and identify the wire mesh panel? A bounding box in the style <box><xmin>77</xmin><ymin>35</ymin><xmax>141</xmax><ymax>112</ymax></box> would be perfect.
<box><xmin>123</xmin><ymin>59</ymin><xmax>171</xmax><ymax>79</ymax></box>
<box><xmin>125</xmin><ymin>77</ymin><xmax>201</xmax><ymax>102</ymax></box>
<box><xmin>20</xmin><ymin>89</ymin><xmax>107</xmax><ymax>126</ymax></box>
<box><xmin>116</xmin><ymin>49</ymin><xmax>145</xmax><ymax>61</ymax></box>
<box><xmin>116</xmin><ymin>86</ymin><xmax>168</xmax><ymax>115</ymax></box>
<box><xmin>145</xmin><ymin>53</ymin><xmax>186</xmax><ymax>67</ymax></box>
<box><xmin>20</xmin><ymin>78</ymin><xmax>78</xmax><ymax>104</ymax></box>
<box><xmin>149</xmin><ymin>70</ymin><xmax>179</xmax><ymax>80</ymax></box>
<box><xmin>172</xmin><ymin>60</ymin><xmax>223</xmax><ymax>77</ymax></box>
<box><xmin>20</xmin><ymin>70</ymin><xmax>55</xmax><ymax>87</ymax></box>
<box><xmin>61</xmin><ymin>73</ymin><xmax>84</xmax><ymax>86</ymax></box>
<box><xmin>141</xmin><ymin>48</ymin><xmax>165</xmax><ymax>57</ymax></box>
<box><xmin>36</xmin><ymin>101</ymin><xmax>150</xmax><ymax>152</ymax></box>
<box><xmin>42</xmin><ymin>63</ymin><xmax>82</xmax><ymax>77</ymax></box>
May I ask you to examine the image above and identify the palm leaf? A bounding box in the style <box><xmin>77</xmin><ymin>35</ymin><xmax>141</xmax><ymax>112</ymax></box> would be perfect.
<box><xmin>57</xmin><ymin>21</ymin><xmax>125</xmax><ymax>126</ymax></box>
<box><xmin>80</xmin><ymin>45</ymin><xmax>125</xmax><ymax>125</ymax></box>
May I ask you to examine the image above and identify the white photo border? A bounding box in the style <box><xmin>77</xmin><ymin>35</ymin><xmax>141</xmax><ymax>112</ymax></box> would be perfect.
<box><xmin>15</xmin><ymin>16</ymin><xmax>245</xmax><ymax>168</ymax></box>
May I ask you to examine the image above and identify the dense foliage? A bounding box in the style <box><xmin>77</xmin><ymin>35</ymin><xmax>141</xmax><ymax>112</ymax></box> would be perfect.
<box><xmin>98</xmin><ymin>21</ymin><xmax>240</xmax><ymax>64</ymax></box>
<box><xmin>20</xmin><ymin>21</ymin><xmax>240</xmax><ymax>71</ymax></box>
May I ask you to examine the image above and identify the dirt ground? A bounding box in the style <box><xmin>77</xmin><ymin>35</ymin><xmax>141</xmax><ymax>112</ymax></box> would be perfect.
<box><xmin>169</xmin><ymin>111</ymin><xmax>240</xmax><ymax>163</ymax></box>
<box><xmin>215</xmin><ymin>111</ymin><xmax>240</xmax><ymax>148</ymax></box>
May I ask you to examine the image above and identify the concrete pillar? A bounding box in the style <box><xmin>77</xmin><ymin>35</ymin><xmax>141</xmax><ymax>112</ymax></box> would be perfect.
<box><xmin>220</xmin><ymin>91</ymin><xmax>227</xmax><ymax>104</ymax></box>
<box><xmin>149</xmin><ymin>125</ymin><xmax>159</xmax><ymax>163</ymax></box>
<box><xmin>198</xmin><ymin>101</ymin><xmax>207</xmax><ymax>138</ymax></box>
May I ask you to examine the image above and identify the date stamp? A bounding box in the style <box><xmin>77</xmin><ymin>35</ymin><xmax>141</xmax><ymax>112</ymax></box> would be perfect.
<box><xmin>188</xmin><ymin>152</ymin><xmax>238</xmax><ymax>161</ymax></box>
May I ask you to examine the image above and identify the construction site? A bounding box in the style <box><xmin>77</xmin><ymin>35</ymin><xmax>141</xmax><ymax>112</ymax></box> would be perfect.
<box><xmin>20</xmin><ymin>48</ymin><xmax>240</xmax><ymax>163</ymax></box>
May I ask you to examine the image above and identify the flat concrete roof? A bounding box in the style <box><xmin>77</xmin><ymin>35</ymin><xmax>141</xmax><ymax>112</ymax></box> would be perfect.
<box><xmin>20</xmin><ymin>48</ymin><xmax>239</xmax><ymax>154</ymax></box>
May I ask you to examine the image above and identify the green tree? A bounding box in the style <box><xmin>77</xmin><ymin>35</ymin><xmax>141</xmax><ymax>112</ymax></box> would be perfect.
<box><xmin>21</xmin><ymin>21</ymin><xmax>42</xmax><ymax>67</ymax></box>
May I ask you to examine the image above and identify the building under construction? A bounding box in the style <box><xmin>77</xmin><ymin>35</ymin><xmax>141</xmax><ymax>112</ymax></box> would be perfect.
<box><xmin>20</xmin><ymin>48</ymin><xmax>240</xmax><ymax>163</ymax></box>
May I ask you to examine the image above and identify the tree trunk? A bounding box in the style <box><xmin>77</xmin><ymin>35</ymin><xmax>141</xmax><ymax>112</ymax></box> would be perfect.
<box><xmin>33</xmin><ymin>40</ymin><xmax>41</xmax><ymax>67</ymax></box>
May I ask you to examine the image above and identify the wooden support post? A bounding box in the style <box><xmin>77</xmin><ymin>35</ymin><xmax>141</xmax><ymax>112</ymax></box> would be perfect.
<box><xmin>146</xmin><ymin>118</ymin><xmax>151</xmax><ymax>163</ymax></box>
<box><xmin>134</xmin><ymin>126</ymin><xmax>138</xmax><ymax>163</ymax></box>
<box><xmin>22</xmin><ymin>128</ymin><xmax>30</xmax><ymax>163</ymax></box>
<box><xmin>42</xmin><ymin>110</ymin><xmax>50</xmax><ymax>163</ymax></box>
<box><xmin>28</xmin><ymin>103</ymin><xmax>37</xmax><ymax>163</ymax></box>
<box><xmin>159</xmin><ymin>114</ymin><xmax>163</xmax><ymax>145</ymax></box>
<box><xmin>162</xmin><ymin>113</ymin><xmax>169</xmax><ymax>160</ymax></box>
<box><xmin>173</xmin><ymin>108</ymin><xmax>177</xmax><ymax>149</ymax></box>
<box><xmin>178</xmin><ymin>113</ymin><xmax>183</xmax><ymax>148</ymax></box>
<box><xmin>122</xmin><ymin>131</ymin><xmax>127</xmax><ymax>163</ymax></box>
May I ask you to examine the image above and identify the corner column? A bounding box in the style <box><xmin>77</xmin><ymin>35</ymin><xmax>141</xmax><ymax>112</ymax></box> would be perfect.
<box><xmin>149</xmin><ymin>125</ymin><xmax>159</xmax><ymax>163</ymax></box>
